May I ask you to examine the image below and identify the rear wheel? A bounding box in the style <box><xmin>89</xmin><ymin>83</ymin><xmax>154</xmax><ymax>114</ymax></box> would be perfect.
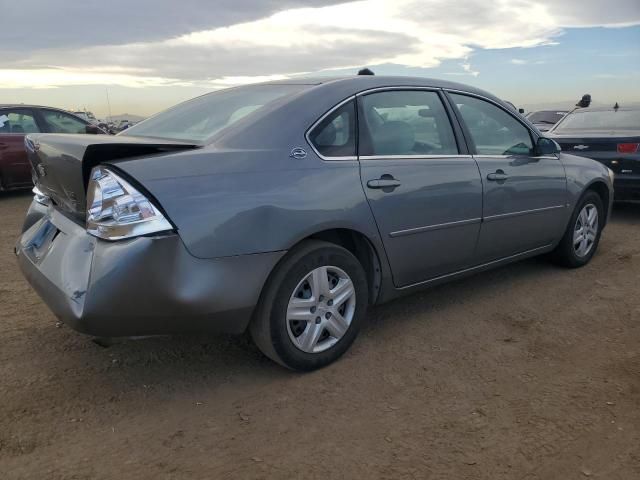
<box><xmin>552</xmin><ymin>190</ymin><xmax>604</xmax><ymax>268</ymax></box>
<box><xmin>250</xmin><ymin>240</ymin><xmax>368</xmax><ymax>371</ymax></box>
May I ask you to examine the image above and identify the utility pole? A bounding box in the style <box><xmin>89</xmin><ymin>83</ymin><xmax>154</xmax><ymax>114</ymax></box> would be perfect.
<box><xmin>105</xmin><ymin>88</ymin><xmax>113</xmax><ymax>122</ymax></box>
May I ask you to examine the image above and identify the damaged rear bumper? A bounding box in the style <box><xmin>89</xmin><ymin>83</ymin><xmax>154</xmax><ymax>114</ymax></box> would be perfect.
<box><xmin>16</xmin><ymin>203</ymin><xmax>284</xmax><ymax>337</ymax></box>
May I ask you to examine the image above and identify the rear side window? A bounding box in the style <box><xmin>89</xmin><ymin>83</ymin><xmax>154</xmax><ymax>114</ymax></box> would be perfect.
<box><xmin>308</xmin><ymin>100</ymin><xmax>356</xmax><ymax>158</ymax></box>
<box><xmin>0</xmin><ymin>109</ymin><xmax>40</xmax><ymax>134</ymax></box>
<box><xmin>359</xmin><ymin>90</ymin><xmax>458</xmax><ymax>156</ymax></box>
<box><xmin>450</xmin><ymin>93</ymin><xmax>533</xmax><ymax>156</ymax></box>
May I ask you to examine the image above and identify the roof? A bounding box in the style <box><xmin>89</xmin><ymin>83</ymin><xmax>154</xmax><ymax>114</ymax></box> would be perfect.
<box><xmin>0</xmin><ymin>104</ymin><xmax>78</xmax><ymax>112</ymax></box>
<box><xmin>267</xmin><ymin>75</ymin><xmax>497</xmax><ymax>95</ymax></box>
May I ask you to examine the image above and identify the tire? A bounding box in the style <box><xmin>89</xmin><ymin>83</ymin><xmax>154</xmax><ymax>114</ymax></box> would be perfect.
<box><xmin>250</xmin><ymin>240</ymin><xmax>369</xmax><ymax>371</ymax></box>
<box><xmin>551</xmin><ymin>190</ymin><xmax>604</xmax><ymax>268</ymax></box>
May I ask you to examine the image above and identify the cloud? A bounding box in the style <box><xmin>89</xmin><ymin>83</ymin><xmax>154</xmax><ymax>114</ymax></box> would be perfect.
<box><xmin>1</xmin><ymin>0</ymin><xmax>639</xmax><ymax>89</ymax></box>
<box><xmin>510</xmin><ymin>59</ymin><xmax>527</xmax><ymax>65</ymax></box>
<box><xmin>0</xmin><ymin>0</ymin><xmax>344</xmax><ymax>50</ymax></box>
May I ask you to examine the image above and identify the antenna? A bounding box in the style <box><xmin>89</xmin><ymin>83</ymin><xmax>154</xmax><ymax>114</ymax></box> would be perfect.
<box><xmin>358</xmin><ymin>68</ymin><xmax>375</xmax><ymax>76</ymax></box>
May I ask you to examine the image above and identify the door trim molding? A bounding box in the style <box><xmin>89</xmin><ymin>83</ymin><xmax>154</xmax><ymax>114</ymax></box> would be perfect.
<box><xmin>483</xmin><ymin>204</ymin><xmax>567</xmax><ymax>223</ymax></box>
<box><xmin>389</xmin><ymin>217</ymin><xmax>481</xmax><ymax>237</ymax></box>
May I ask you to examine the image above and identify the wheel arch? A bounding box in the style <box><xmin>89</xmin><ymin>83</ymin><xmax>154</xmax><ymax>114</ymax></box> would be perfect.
<box><xmin>304</xmin><ymin>228</ymin><xmax>383</xmax><ymax>304</ymax></box>
<box><xmin>583</xmin><ymin>179</ymin><xmax>611</xmax><ymax>226</ymax></box>
<box><xmin>258</xmin><ymin>227</ymin><xmax>385</xmax><ymax>308</ymax></box>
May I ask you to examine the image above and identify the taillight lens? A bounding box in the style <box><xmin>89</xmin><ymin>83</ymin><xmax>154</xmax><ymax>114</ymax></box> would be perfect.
<box><xmin>617</xmin><ymin>143</ymin><xmax>639</xmax><ymax>154</ymax></box>
<box><xmin>86</xmin><ymin>166</ymin><xmax>172</xmax><ymax>240</ymax></box>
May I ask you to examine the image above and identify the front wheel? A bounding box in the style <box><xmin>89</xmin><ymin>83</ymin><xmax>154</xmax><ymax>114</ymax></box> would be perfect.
<box><xmin>250</xmin><ymin>240</ymin><xmax>369</xmax><ymax>371</ymax></box>
<box><xmin>551</xmin><ymin>190</ymin><xmax>604</xmax><ymax>268</ymax></box>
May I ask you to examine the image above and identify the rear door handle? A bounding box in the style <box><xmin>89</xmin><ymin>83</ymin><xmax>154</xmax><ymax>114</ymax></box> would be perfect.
<box><xmin>367</xmin><ymin>178</ymin><xmax>401</xmax><ymax>189</ymax></box>
<box><xmin>0</xmin><ymin>143</ymin><xmax>9</xmax><ymax>151</ymax></box>
<box><xmin>487</xmin><ymin>171</ymin><xmax>508</xmax><ymax>182</ymax></box>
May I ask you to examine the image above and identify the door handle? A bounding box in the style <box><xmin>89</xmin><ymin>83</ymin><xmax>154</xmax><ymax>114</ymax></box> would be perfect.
<box><xmin>487</xmin><ymin>170</ymin><xmax>508</xmax><ymax>182</ymax></box>
<box><xmin>367</xmin><ymin>177</ymin><xmax>401</xmax><ymax>189</ymax></box>
<box><xmin>0</xmin><ymin>143</ymin><xmax>9</xmax><ymax>151</ymax></box>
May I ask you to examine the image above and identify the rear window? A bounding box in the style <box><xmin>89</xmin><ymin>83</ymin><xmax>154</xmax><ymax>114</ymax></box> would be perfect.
<box><xmin>121</xmin><ymin>84</ymin><xmax>309</xmax><ymax>142</ymax></box>
<box><xmin>554</xmin><ymin>109</ymin><xmax>640</xmax><ymax>132</ymax></box>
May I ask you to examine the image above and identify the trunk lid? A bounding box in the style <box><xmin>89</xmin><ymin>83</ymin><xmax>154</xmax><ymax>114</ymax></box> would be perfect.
<box><xmin>26</xmin><ymin>133</ymin><xmax>199</xmax><ymax>218</ymax></box>
<box><xmin>551</xmin><ymin>133</ymin><xmax>640</xmax><ymax>176</ymax></box>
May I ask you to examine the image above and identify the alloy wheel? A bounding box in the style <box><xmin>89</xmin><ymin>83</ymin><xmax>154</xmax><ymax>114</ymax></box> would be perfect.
<box><xmin>574</xmin><ymin>203</ymin><xmax>598</xmax><ymax>257</ymax></box>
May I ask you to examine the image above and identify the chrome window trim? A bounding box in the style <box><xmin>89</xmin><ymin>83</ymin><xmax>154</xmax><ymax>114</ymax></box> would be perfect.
<box><xmin>360</xmin><ymin>154</ymin><xmax>472</xmax><ymax>160</ymax></box>
<box><xmin>483</xmin><ymin>204</ymin><xmax>567</xmax><ymax>223</ymax></box>
<box><xmin>473</xmin><ymin>154</ymin><xmax>558</xmax><ymax>159</ymax></box>
<box><xmin>389</xmin><ymin>217</ymin><xmax>481</xmax><ymax>238</ymax></box>
<box><xmin>305</xmin><ymin>95</ymin><xmax>357</xmax><ymax>161</ymax></box>
<box><xmin>355</xmin><ymin>86</ymin><xmax>441</xmax><ymax>96</ymax></box>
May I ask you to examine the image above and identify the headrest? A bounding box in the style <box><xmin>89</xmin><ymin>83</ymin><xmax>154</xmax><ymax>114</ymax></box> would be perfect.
<box><xmin>372</xmin><ymin>121</ymin><xmax>414</xmax><ymax>155</ymax></box>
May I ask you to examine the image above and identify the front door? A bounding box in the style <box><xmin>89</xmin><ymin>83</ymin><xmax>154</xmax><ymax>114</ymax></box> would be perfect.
<box><xmin>357</xmin><ymin>89</ymin><xmax>483</xmax><ymax>287</ymax></box>
<box><xmin>448</xmin><ymin>93</ymin><xmax>568</xmax><ymax>263</ymax></box>
<box><xmin>0</xmin><ymin>108</ymin><xmax>40</xmax><ymax>189</ymax></box>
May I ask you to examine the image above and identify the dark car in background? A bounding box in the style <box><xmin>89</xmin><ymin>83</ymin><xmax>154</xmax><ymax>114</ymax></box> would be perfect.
<box><xmin>526</xmin><ymin>110</ymin><xmax>568</xmax><ymax>132</ymax></box>
<box><xmin>548</xmin><ymin>106</ymin><xmax>639</xmax><ymax>200</ymax></box>
<box><xmin>0</xmin><ymin>105</ymin><xmax>104</xmax><ymax>191</ymax></box>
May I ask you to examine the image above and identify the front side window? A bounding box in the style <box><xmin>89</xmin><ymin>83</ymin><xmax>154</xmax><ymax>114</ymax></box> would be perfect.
<box><xmin>41</xmin><ymin>110</ymin><xmax>87</xmax><ymax>134</ymax></box>
<box><xmin>450</xmin><ymin>93</ymin><xmax>533</xmax><ymax>156</ymax></box>
<box><xmin>122</xmin><ymin>84</ymin><xmax>309</xmax><ymax>143</ymax></box>
<box><xmin>359</xmin><ymin>90</ymin><xmax>458</xmax><ymax>156</ymax></box>
<box><xmin>0</xmin><ymin>109</ymin><xmax>40</xmax><ymax>134</ymax></box>
<box><xmin>308</xmin><ymin>100</ymin><xmax>356</xmax><ymax>158</ymax></box>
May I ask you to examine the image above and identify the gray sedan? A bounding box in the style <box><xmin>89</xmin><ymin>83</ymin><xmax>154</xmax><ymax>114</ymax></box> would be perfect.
<box><xmin>16</xmin><ymin>76</ymin><xmax>614</xmax><ymax>370</ymax></box>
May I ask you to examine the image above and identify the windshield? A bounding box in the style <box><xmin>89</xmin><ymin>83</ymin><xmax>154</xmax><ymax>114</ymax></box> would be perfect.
<box><xmin>121</xmin><ymin>84</ymin><xmax>309</xmax><ymax>142</ymax></box>
<box><xmin>554</xmin><ymin>109</ymin><xmax>640</xmax><ymax>132</ymax></box>
<box><xmin>527</xmin><ymin>111</ymin><xmax>566</xmax><ymax>124</ymax></box>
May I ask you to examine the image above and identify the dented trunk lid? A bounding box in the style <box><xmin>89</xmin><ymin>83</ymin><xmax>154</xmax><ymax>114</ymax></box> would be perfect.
<box><xmin>25</xmin><ymin>133</ymin><xmax>199</xmax><ymax>218</ymax></box>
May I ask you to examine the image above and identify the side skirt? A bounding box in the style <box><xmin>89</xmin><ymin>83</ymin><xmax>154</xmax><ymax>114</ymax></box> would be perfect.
<box><xmin>377</xmin><ymin>244</ymin><xmax>554</xmax><ymax>303</ymax></box>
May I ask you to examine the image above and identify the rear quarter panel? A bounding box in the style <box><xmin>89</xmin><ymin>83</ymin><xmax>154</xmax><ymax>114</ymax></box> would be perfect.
<box><xmin>113</xmin><ymin>147</ymin><xmax>382</xmax><ymax>259</ymax></box>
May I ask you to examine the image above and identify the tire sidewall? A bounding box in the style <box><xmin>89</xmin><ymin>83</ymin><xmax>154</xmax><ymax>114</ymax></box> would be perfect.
<box><xmin>268</xmin><ymin>245</ymin><xmax>368</xmax><ymax>371</ymax></box>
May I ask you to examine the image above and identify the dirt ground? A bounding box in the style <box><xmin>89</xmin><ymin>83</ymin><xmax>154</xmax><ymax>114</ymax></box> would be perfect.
<box><xmin>0</xmin><ymin>191</ymin><xmax>639</xmax><ymax>480</ymax></box>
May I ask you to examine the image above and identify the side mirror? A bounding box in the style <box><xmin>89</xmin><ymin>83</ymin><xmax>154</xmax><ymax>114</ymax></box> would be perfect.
<box><xmin>85</xmin><ymin>124</ymin><xmax>101</xmax><ymax>134</ymax></box>
<box><xmin>518</xmin><ymin>108</ymin><xmax>525</xmax><ymax>114</ymax></box>
<box><xmin>536</xmin><ymin>137</ymin><xmax>561</xmax><ymax>155</ymax></box>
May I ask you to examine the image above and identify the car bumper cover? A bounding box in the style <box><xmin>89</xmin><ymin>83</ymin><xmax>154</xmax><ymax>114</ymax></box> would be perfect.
<box><xmin>15</xmin><ymin>203</ymin><xmax>284</xmax><ymax>337</ymax></box>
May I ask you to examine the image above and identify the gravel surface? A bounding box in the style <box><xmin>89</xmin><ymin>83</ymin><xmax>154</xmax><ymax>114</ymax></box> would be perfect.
<box><xmin>1</xmin><ymin>191</ymin><xmax>639</xmax><ymax>480</ymax></box>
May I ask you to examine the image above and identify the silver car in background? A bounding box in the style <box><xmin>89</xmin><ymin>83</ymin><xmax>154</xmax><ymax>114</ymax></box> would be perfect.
<box><xmin>16</xmin><ymin>76</ymin><xmax>614</xmax><ymax>370</ymax></box>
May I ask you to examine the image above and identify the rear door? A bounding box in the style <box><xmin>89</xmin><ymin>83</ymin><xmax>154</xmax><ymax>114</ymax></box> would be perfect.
<box><xmin>0</xmin><ymin>108</ymin><xmax>41</xmax><ymax>189</ymax></box>
<box><xmin>447</xmin><ymin>92</ymin><xmax>568</xmax><ymax>263</ymax></box>
<box><xmin>357</xmin><ymin>89</ymin><xmax>483</xmax><ymax>287</ymax></box>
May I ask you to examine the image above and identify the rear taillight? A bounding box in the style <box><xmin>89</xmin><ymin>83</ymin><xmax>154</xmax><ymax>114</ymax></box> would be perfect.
<box><xmin>86</xmin><ymin>166</ymin><xmax>172</xmax><ymax>241</ymax></box>
<box><xmin>617</xmin><ymin>143</ymin><xmax>639</xmax><ymax>154</ymax></box>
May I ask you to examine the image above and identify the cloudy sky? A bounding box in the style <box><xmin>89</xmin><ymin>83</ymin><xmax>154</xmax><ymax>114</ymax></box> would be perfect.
<box><xmin>0</xmin><ymin>0</ymin><xmax>638</xmax><ymax>117</ymax></box>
